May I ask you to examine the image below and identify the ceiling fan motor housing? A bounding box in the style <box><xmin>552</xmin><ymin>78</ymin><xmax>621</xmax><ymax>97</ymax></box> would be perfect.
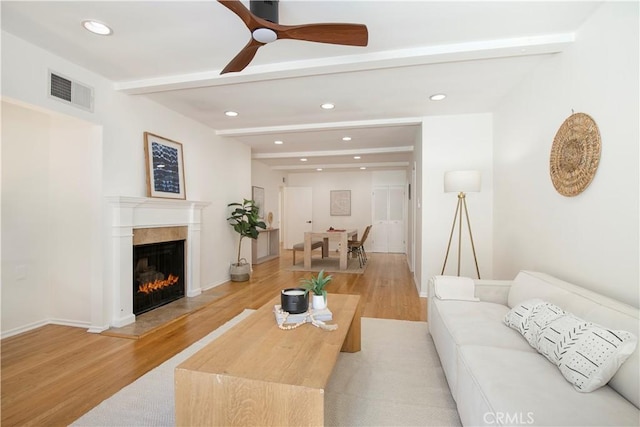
<box><xmin>250</xmin><ymin>0</ymin><xmax>279</xmax><ymax>24</ymax></box>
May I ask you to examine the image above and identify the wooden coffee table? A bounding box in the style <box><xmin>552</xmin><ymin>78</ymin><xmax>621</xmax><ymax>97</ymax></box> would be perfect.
<box><xmin>175</xmin><ymin>293</ymin><xmax>361</xmax><ymax>426</ymax></box>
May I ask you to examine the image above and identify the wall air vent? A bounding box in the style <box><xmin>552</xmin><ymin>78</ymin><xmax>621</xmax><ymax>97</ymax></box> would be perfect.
<box><xmin>48</xmin><ymin>70</ymin><xmax>94</xmax><ymax>112</ymax></box>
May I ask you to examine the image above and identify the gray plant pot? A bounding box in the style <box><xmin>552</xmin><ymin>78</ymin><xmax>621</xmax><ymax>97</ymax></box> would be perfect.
<box><xmin>230</xmin><ymin>262</ymin><xmax>251</xmax><ymax>282</ymax></box>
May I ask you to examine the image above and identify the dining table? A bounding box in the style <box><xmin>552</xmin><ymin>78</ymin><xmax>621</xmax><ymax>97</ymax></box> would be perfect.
<box><xmin>303</xmin><ymin>229</ymin><xmax>358</xmax><ymax>270</ymax></box>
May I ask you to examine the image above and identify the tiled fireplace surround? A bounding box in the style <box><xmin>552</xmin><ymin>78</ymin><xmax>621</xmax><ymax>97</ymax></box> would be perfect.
<box><xmin>108</xmin><ymin>197</ymin><xmax>209</xmax><ymax>328</ymax></box>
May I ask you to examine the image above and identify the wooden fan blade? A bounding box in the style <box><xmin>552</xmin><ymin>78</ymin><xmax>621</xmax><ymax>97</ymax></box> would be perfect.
<box><xmin>221</xmin><ymin>38</ymin><xmax>264</xmax><ymax>74</ymax></box>
<box><xmin>217</xmin><ymin>0</ymin><xmax>262</xmax><ymax>30</ymax></box>
<box><xmin>276</xmin><ymin>23</ymin><xmax>368</xmax><ymax>46</ymax></box>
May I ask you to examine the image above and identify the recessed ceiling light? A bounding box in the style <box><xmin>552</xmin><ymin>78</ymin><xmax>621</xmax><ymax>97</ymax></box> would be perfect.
<box><xmin>354</xmin><ymin>156</ymin><xmax>361</xmax><ymax>160</ymax></box>
<box><xmin>300</xmin><ymin>158</ymin><xmax>308</xmax><ymax>162</ymax></box>
<box><xmin>82</xmin><ymin>20</ymin><xmax>113</xmax><ymax>36</ymax></box>
<box><xmin>342</xmin><ymin>136</ymin><xmax>352</xmax><ymax>141</ymax></box>
<box><xmin>316</xmin><ymin>168</ymin><xmax>323</xmax><ymax>171</ymax></box>
<box><xmin>274</xmin><ymin>140</ymin><xmax>284</xmax><ymax>145</ymax></box>
<box><xmin>224</xmin><ymin>111</ymin><xmax>238</xmax><ymax>117</ymax></box>
<box><xmin>429</xmin><ymin>93</ymin><xmax>447</xmax><ymax>101</ymax></box>
<box><xmin>360</xmin><ymin>167</ymin><xmax>367</xmax><ymax>170</ymax></box>
<box><xmin>321</xmin><ymin>103</ymin><xmax>335</xmax><ymax>110</ymax></box>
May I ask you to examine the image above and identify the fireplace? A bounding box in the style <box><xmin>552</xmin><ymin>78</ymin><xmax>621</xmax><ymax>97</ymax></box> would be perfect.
<box><xmin>101</xmin><ymin>197</ymin><xmax>209</xmax><ymax>331</ymax></box>
<box><xmin>133</xmin><ymin>240</ymin><xmax>185</xmax><ymax>315</ymax></box>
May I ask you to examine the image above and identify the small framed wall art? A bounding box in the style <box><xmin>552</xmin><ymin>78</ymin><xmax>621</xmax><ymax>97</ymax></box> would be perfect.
<box><xmin>330</xmin><ymin>190</ymin><xmax>351</xmax><ymax>216</ymax></box>
<box><xmin>144</xmin><ymin>132</ymin><xmax>186</xmax><ymax>199</ymax></box>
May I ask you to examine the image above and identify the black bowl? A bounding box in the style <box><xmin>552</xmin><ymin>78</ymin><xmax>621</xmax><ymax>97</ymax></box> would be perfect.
<box><xmin>281</xmin><ymin>288</ymin><xmax>308</xmax><ymax>314</ymax></box>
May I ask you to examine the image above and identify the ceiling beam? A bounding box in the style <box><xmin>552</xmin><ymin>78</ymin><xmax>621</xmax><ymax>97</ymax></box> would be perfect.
<box><xmin>271</xmin><ymin>162</ymin><xmax>409</xmax><ymax>171</ymax></box>
<box><xmin>252</xmin><ymin>146</ymin><xmax>413</xmax><ymax>159</ymax></box>
<box><xmin>114</xmin><ymin>33</ymin><xmax>574</xmax><ymax>94</ymax></box>
<box><xmin>218</xmin><ymin>117</ymin><xmax>422</xmax><ymax>136</ymax></box>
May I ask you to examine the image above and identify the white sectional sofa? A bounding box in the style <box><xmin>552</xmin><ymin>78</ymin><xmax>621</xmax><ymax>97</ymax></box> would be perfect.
<box><xmin>428</xmin><ymin>270</ymin><xmax>639</xmax><ymax>426</ymax></box>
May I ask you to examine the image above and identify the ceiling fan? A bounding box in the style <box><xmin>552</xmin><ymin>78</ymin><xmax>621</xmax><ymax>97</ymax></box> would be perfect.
<box><xmin>218</xmin><ymin>0</ymin><xmax>368</xmax><ymax>74</ymax></box>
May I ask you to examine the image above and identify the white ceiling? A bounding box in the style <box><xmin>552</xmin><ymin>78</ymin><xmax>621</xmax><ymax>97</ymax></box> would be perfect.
<box><xmin>1</xmin><ymin>1</ymin><xmax>601</xmax><ymax>173</ymax></box>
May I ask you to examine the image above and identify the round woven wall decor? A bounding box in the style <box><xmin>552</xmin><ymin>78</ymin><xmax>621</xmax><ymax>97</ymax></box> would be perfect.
<box><xmin>549</xmin><ymin>112</ymin><xmax>601</xmax><ymax>197</ymax></box>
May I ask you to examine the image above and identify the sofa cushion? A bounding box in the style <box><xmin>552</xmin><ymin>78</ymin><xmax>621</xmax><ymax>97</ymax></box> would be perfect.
<box><xmin>456</xmin><ymin>345</ymin><xmax>640</xmax><ymax>426</ymax></box>
<box><xmin>429</xmin><ymin>299</ymin><xmax>538</xmax><ymax>402</ymax></box>
<box><xmin>433</xmin><ymin>299</ymin><xmax>537</xmax><ymax>353</ymax></box>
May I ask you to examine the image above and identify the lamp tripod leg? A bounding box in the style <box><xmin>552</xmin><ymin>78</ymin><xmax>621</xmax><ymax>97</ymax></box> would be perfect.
<box><xmin>457</xmin><ymin>194</ymin><xmax>463</xmax><ymax>276</ymax></box>
<box><xmin>441</xmin><ymin>197</ymin><xmax>462</xmax><ymax>275</ymax></box>
<box><xmin>462</xmin><ymin>197</ymin><xmax>481</xmax><ymax>279</ymax></box>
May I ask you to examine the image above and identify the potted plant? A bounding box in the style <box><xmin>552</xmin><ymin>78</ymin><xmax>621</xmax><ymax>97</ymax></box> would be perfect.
<box><xmin>227</xmin><ymin>199</ymin><xmax>266</xmax><ymax>281</ymax></box>
<box><xmin>300</xmin><ymin>269</ymin><xmax>333</xmax><ymax>310</ymax></box>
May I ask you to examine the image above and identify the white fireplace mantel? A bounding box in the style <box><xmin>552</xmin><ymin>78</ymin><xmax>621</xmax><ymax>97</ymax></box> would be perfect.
<box><xmin>106</xmin><ymin>196</ymin><xmax>210</xmax><ymax>328</ymax></box>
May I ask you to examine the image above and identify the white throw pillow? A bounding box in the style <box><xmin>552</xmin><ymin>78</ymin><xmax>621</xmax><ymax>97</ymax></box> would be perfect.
<box><xmin>538</xmin><ymin>314</ymin><xmax>638</xmax><ymax>392</ymax></box>
<box><xmin>504</xmin><ymin>298</ymin><xmax>545</xmax><ymax>344</ymax></box>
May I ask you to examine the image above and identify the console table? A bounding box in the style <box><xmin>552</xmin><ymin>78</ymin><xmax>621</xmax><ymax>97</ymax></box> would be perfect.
<box><xmin>251</xmin><ymin>227</ymin><xmax>279</xmax><ymax>265</ymax></box>
<box><xmin>175</xmin><ymin>293</ymin><xmax>361</xmax><ymax>426</ymax></box>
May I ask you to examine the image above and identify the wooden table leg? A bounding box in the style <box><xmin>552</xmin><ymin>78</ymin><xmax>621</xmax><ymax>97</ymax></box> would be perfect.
<box><xmin>342</xmin><ymin>298</ymin><xmax>362</xmax><ymax>353</ymax></box>
<box><xmin>339</xmin><ymin>232</ymin><xmax>347</xmax><ymax>270</ymax></box>
<box><xmin>303</xmin><ymin>233</ymin><xmax>312</xmax><ymax>269</ymax></box>
<box><xmin>322</xmin><ymin>237</ymin><xmax>329</xmax><ymax>258</ymax></box>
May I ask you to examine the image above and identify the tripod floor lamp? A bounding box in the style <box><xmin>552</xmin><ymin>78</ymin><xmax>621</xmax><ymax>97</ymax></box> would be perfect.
<box><xmin>441</xmin><ymin>170</ymin><xmax>481</xmax><ymax>279</ymax></box>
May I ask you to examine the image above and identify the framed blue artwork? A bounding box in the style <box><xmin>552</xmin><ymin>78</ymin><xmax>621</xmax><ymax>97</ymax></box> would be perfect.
<box><xmin>144</xmin><ymin>132</ymin><xmax>186</xmax><ymax>199</ymax></box>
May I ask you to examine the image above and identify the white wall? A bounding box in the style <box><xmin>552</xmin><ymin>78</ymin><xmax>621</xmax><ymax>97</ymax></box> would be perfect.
<box><xmin>2</xmin><ymin>103</ymin><xmax>56</xmax><ymax>332</ymax></box>
<box><xmin>493</xmin><ymin>2</ymin><xmax>639</xmax><ymax>307</ymax></box>
<box><xmin>1</xmin><ymin>32</ymin><xmax>251</xmax><ymax>334</ymax></box>
<box><xmin>420</xmin><ymin>113</ymin><xmax>494</xmax><ymax>295</ymax></box>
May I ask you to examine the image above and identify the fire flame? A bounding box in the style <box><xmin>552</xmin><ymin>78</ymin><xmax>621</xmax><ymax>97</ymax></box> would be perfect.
<box><xmin>137</xmin><ymin>274</ymin><xmax>179</xmax><ymax>294</ymax></box>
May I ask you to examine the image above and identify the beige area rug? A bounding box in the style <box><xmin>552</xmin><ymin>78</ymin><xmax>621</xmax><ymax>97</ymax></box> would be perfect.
<box><xmin>287</xmin><ymin>255</ymin><xmax>367</xmax><ymax>274</ymax></box>
<box><xmin>71</xmin><ymin>311</ymin><xmax>461</xmax><ymax>427</ymax></box>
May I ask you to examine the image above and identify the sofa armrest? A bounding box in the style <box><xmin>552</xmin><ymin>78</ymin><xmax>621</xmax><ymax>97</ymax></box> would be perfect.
<box><xmin>474</xmin><ymin>279</ymin><xmax>512</xmax><ymax>305</ymax></box>
<box><xmin>428</xmin><ymin>277</ymin><xmax>513</xmax><ymax>306</ymax></box>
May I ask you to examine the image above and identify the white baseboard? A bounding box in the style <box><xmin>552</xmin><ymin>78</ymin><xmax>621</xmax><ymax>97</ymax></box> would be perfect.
<box><xmin>87</xmin><ymin>324</ymin><xmax>110</xmax><ymax>334</ymax></box>
<box><xmin>1</xmin><ymin>319</ymin><xmax>50</xmax><ymax>339</ymax></box>
<box><xmin>1</xmin><ymin>318</ymin><xmax>92</xmax><ymax>339</ymax></box>
<box><xmin>201</xmin><ymin>278</ymin><xmax>230</xmax><ymax>292</ymax></box>
<box><xmin>49</xmin><ymin>318</ymin><xmax>92</xmax><ymax>329</ymax></box>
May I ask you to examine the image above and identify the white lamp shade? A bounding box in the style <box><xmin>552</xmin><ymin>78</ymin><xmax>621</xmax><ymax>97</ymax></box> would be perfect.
<box><xmin>444</xmin><ymin>170</ymin><xmax>481</xmax><ymax>193</ymax></box>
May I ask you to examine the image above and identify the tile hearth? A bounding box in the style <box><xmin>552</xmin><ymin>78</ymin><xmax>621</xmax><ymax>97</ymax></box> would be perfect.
<box><xmin>101</xmin><ymin>287</ymin><xmax>224</xmax><ymax>339</ymax></box>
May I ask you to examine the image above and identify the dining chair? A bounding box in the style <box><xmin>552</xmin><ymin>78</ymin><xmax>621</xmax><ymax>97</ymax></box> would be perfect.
<box><xmin>348</xmin><ymin>225</ymin><xmax>372</xmax><ymax>268</ymax></box>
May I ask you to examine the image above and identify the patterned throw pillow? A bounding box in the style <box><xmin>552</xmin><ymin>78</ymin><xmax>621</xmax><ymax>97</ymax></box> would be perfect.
<box><xmin>504</xmin><ymin>298</ymin><xmax>545</xmax><ymax>344</ymax></box>
<box><xmin>538</xmin><ymin>314</ymin><xmax>637</xmax><ymax>392</ymax></box>
<box><xmin>527</xmin><ymin>302</ymin><xmax>566</xmax><ymax>348</ymax></box>
<box><xmin>535</xmin><ymin>313</ymin><xmax>587</xmax><ymax>364</ymax></box>
<box><xmin>505</xmin><ymin>300</ymin><xmax>637</xmax><ymax>392</ymax></box>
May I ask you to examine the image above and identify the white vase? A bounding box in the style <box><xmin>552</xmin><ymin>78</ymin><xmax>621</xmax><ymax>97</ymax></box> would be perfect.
<box><xmin>312</xmin><ymin>294</ymin><xmax>327</xmax><ymax>310</ymax></box>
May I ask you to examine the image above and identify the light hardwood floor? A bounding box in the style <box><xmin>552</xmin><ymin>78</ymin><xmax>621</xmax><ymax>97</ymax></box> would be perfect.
<box><xmin>1</xmin><ymin>251</ymin><xmax>426</xmax><ymax>426</ymax></box>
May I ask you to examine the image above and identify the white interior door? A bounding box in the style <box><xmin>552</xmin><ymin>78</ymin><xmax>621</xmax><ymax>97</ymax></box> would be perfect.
<box><xmin>371</xmin><ymin>187</ymin><xmax>389</xmax><ymax>252</ymax></box>
<box><xmin>371</xmin><ymin>185</ymin><xmax>406</xmax><ymax>253</ymax></box>
<box><xmin>388</xmin><ymin>186</ymin><xmax>405</xmax><ymax>253</ymax></box>
<box><xmin>283</xmin><ymin>187</ymin><xmax>312</xmax><ymax>249</ymax></box>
